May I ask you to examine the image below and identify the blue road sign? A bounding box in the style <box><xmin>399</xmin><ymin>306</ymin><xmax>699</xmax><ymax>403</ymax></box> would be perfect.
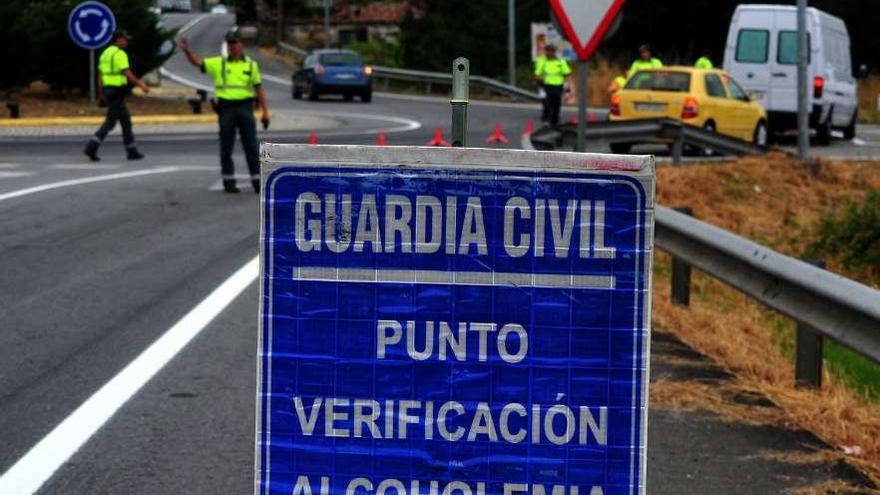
<box><xmin>257</xmin><ymin>146</ymin><xmax>655</xmax><ymax>495</ymax></box>
<box><xmin>68</xmin><ymin>1</ymin><xmax>116</xmax><ymax>49</ymax></box>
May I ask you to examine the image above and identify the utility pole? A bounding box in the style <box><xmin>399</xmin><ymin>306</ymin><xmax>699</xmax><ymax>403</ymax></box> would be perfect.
<box><xmin>324</xmin><ymin>0</ymin><xmax>331</xmax><ymax>49</ymax></box>
<box><xmin>797</xmin><ymin>0</ymin><xmax>809</xmax><ymax>160</ymax></box>
<box><xmin>508</xmin><ymin>0</ymin><xmax>516</xmax><ymax>86</ymax></box>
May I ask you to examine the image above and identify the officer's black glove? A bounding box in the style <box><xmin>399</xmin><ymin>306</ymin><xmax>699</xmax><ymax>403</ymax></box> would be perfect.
<box><xmin>261</xmin><ymin>117</ymin><xmax>270</xmax><ymax>130</ymax></box>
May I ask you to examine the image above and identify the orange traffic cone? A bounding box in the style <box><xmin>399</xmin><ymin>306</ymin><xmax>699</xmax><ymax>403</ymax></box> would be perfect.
<box><xmin>426</xmin><ymin>127</ymin><xmax>450</xmax><ymax>147</ymax></box>
<box><xmin>485</xmin><ymin>122</ymin><xmax>509</xmax><ymax>145</ymax></box>
<box><xmin>308</xmin><ymin>132</ymin><xmax>318</xmax><ymax>145</ymax></box>
<box><xmin>377</xmin><ymin>133</ymin><xmax>388</xmax><ymax>146</ymax></box>
<box><xmin>523</xmin><ymin>119</ymin><xmax>535</xmax><ymax>135</ymax></box>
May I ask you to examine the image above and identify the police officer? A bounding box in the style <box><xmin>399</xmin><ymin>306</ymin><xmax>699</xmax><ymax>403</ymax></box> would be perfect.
<box><xmin>84</xmin><ymin>30</ymin><xmax>149</xmax><ymax>162</ymax></box>
<box><xmin>533</xmin><ymin>44</ymin><xmax>571</xmax><ymax>126</ymax></box>
<box><xmin>695</xmin><ymin>49</ymin><xmax>714</xmax><ymax>70</ymax></box>
<box><xmin>627</xmin><ymin>44</ymin><xmax>664</xmax><ymax>78</ymax></box>
<box><xmin>179</xmin><ymin>28</ymin><xmax>270</xmax><ymax>194</ymax></box>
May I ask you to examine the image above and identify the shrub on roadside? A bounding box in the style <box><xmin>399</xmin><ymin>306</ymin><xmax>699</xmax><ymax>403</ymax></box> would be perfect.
<box><xmin>345</xmin><ymin>40</ymin><xmax>402</xmax><ymax>68</ymax></box>
<box><xmin>808</xmin><ymin>190</ymin><xmax>880</xmax><ymax>281</ymax></box>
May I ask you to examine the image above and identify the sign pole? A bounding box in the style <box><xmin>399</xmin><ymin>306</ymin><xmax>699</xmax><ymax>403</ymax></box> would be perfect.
<box><xmin>576</xmin><ymin>61</ymin><xmax>588</xmax><ymax>152</ymax></box>
<box><xmin>89</xmin><ymin>49</ymin><xmax>96</xmax><ymax>104</ymax></box>
<box><xmin>450</xmin><ymin>57</ymin><xmax>470</xmax><ymax>147</ymax></box>
<box><xmin>796</xmin><ymin>0</ymin><xmax>809</xmax><ymax>161</ymax></box>
<box><xmin>507</xmin><ymin>0</ymin><xmax>515</xmax><ymax>86</ymax></box>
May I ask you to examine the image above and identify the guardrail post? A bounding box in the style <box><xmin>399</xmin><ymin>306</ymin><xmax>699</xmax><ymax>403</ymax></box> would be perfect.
<box><xmin>451</xmin><ymin>57</ymin><xmax>469</xmax><ymax>147</ymax></box>
<box><xmin>795</xmin><ymin>260</ymin><xmax>825</xmax><ymax>388</ymax></box>
<box><xmin>671</xmin><ymin>128</ymin><xmax>684</xmax><ymax>166</ymax></box>
<box><xmin>6</xmin><ymin>101</ymin><xmax>20</xmax><ymax>119</ymax></box>
<box><xmin>671</xmin><ymin>206</ymin><xmax>693</xmax><ymax>306</ymax></box>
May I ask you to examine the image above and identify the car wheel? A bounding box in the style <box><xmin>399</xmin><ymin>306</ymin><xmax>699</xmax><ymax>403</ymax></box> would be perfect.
<box><xmin>308</xmin><ymin>82</ymin><xmax>320</xmax><ymax>101</ymax></box>
<box><xmin>701</xmin><ymin>121</ymin><xmax>716</xmax><ymax>156</ymax></box>
<box><xmin>843</xmin><ymin>110</ymin><xmax>857</xmax><ymax>140</ymax></box>
<box><xmin>361</xmin><ymin>91</ymin><xmax>372</xmax><ymax>103</ymax></box>
<box><xmin>609</xmin><ymin>142</ymin><xmax>632</xmax><ymax>154</ymax></box>
<box><xmin>292</xmin><ymin>84</ymin><xmax>302</xmax><ymax>100</ymax></box>
<box><xmin>816</xmin><ymin>111</ymin><xmax>832</xmax><ymax>146</ymax></box>
<box><xmin>753</xmin><ymin>120</ymin><xmax>769</xmax><ymax>149</ymax></box>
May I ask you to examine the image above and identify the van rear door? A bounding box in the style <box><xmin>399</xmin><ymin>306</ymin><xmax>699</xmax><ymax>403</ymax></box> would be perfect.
<box><xmin>727</xmin><ymin>10</ymin><xmax>773</xmax><ymax>109</ymax></box>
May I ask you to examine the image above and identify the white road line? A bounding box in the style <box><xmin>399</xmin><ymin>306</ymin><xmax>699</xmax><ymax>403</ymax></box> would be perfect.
<box><xmin>209</xmin><ymin>174</ymin><xmax>255</xmax><ymax>191</ymax></box>
<box><xmin>54</xmin><ymin>164</ymin><xmax>121</xmax><ymax>170</ymax></box>
<box><xmin>261</xmin><ymin>73</ymin><xmax>291</xmax><ymax>86</ymax></box>
<box><xmin>0</xmin><ymin>163</ymin><xmax>19</xmax><ymax>168</ymax></box>
<box><xmin>0</xmin><ymin>168</ymin><xmax>179</xmax><ymax>203</ymax></box>
<box><xmin>0</xmin><ymin>256</ymin><xmax>259</xmax><ymax>495</ymax></box>
<box><xmin>0</xmin><ymin>171</ymin><xmax>34</xmax><ymax>179</ymax></box>
<box><xmin>852</xmin><ymin>138</ymin><xmax>867</xmax><ymax>146</ymax></box>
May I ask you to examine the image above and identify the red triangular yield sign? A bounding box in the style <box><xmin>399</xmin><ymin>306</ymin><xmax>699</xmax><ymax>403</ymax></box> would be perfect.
<box><xmin>549</xmin><ymin>0</ymin><xmax>625</xmax><ymax>60</ymax></box>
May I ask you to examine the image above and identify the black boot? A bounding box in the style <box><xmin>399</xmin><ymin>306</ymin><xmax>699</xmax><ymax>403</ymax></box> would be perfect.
<box><xmin>223</xmin><ymin>179</ymin><xmax>240</xmax><ymax>193</ymax></box>
<box><xmin>127</xmin><ymin>148</ymin><xmax>145</xmax><ymax>160</ymax></box>
<box><xmin>252</xmin><ymin>179</ymin><xmax>261</xmax><ymax>194</ymax></box>
<box><xmin>84</xmin><ymin>140</ymin><xmax>100</xmax><ymax>162</ymax></box>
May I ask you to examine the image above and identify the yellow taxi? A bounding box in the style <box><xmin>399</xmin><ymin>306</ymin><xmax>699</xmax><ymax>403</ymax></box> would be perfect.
<box><xmin>609</xmin><ymin>66</ymin><xmax>768</xmax><ymax>154</ymax></box>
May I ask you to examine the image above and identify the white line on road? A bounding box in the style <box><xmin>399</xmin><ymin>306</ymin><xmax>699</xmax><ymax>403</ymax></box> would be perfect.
<box><xmin>0</xmin><ymin>163</ymin><xmax>19</xmax><ymax>168</ymax></box>
<box><xmin>0</xmin><ymin>167</ymin><xmax>179</xmax><ymax>203</ymax></box>
<box><xmin>0</xmin><ymin>171</ymin><xmax>34</xmax><ymax>179</ymax></box>
<box><xmin>0</xmin><ymin>256</ymin><xmax>259</xmax><ymax>495</ymax></box>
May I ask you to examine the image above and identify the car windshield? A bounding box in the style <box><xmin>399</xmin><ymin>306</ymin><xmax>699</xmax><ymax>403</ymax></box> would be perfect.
<box><xmin>321</xmin><ymin>53</ymin><xmax>363</xmax><ymax>66</ymax></box>
<box><xmin>626</xmin><ymin>71</ymin><xmax>692</xmax><ymax>92</ymax></box>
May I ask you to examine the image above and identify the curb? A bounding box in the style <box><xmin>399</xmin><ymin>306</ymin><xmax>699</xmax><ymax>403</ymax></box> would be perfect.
<box><xmin>0</xmin><ymin>114</ymin><xmax>217</xmax><ymax>127</ymax></box>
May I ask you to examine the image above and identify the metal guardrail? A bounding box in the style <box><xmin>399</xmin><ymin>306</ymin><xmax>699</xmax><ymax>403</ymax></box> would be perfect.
<box><xmin>655</xmin><ymin>206</ymin><xmax>880</xmax><ymax>375</ymax></box>
<box><xmin>277</xmin><ymin>42</ymin><xmax>541</xmax><ymax>102</ymax></box>
<box><xmin>530</xmin><ymin>118</ymin><xmax>767</xmax><ymax>164</ymax></box>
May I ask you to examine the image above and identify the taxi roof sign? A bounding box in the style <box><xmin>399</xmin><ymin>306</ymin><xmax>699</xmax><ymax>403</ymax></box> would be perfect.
<box><xmin>256</xmin><ymin>145</ymin><xmax>655</xmax><ymax>495</ymax></box>
<box><xmin>549</xmin><ymin>0</ymin><xmax>625</xmax><ymax>60</ymax></box>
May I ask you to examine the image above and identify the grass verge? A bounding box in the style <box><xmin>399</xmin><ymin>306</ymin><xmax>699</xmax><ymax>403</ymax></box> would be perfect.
<box><xmin>654</xmin><ymin>154</ymin><xmax>880</xmax><ymax>483</ymax></box>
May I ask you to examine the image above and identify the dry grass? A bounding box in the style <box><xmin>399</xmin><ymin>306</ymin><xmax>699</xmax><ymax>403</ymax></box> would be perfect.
<box><xmin>653</xmin><ymin>155</ymin><xmax>880</xmax><ymax>486</ymax></box>
<box><xmin>1</xmin><ymin>81</ymin><xmax>191</xmax><ymax>119</ymax></box>
<box><xmin>859</xmin><ymin>75</ymin><xmax>880</xmax><ymax>123</ymax></box>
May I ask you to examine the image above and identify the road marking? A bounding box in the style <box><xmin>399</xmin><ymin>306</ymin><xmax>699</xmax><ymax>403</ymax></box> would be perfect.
<box><xmin>261</xmin><ymin>74</ymin><xmax>291</xmax><ymax>86</ymax></box>
<box><xmin>0</xmin><ymin>167</ymin><xmax>179</xmax><ymax>203</ymax></box>
<box><xmin>0</xmin><ymin>256</ymin><xmax>258</xmax><ymax>495</ymax></box>
<box><xmin>0</xmin><ymin>171</ymin><xmax>34</xmax><ymax>179</ymax></box>
<box><xmin>0</xmin><ymin>163</ymin><xmax>19</xmax><ymax>168</ymax></box>
<box><xmin>54</xmin><ymin>163</ymin><xmax>121</xmax><ymax>170</ymax></box>
<box><xmin>852</xmin><ymin>138</ymin><xmax>866</xmax><ymax>146</ymax></box>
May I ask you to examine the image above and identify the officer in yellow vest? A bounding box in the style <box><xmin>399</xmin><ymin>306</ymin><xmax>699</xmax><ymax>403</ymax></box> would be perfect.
<box><xmin>84</xmin><ymin>30</ymin><xmax>150</xmax><ymax>162</ymax></box>
<box><xmin>533</xmin><ymin>45</ymin><xmax>571</xmax><ymax>126</ymax></box>
<box><xmin>627</xmin><ymin>44</ymin><xmax>664</xmax><ymax>78</ymax></box>
<box><xmin>179</xmin><ymin>28</ymin><xmax>271</xmax><ymax>194</ymax></box>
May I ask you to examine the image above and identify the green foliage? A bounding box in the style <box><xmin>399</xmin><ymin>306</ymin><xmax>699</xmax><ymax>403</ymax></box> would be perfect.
<box><xmin>345</xmin><ymin>40</ymin><xmax>402</xmax><ymax>67</ymax></box>
<box><xmin>1</xmin><ymin>0</ymin><xmax>175</xmax><ymax>92</ymax></box>
<box><xmin>808</xmin><ymin>191</ymin><xmax>880</xmax><ymax>277</ymax></box>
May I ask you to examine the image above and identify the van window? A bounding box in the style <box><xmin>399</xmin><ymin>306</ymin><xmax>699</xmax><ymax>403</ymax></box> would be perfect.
<box><xmin>626</xmin><ymin>71</ymin><xmax>691</xmax><ymax>92</ymax></box>
<box><xmin>704</xmin><ymin>74</ymin><xmax>727</xmax><ymax>98</ymax></box>
<box><xmin>736</xmin><ymin>29</ymin><xmax>769</xmax><ymax>63</ymax></box>
<box><xmin>778</xmin><ymin>31</ymin><xmax>811</xmax><ymax>65</ymax></box>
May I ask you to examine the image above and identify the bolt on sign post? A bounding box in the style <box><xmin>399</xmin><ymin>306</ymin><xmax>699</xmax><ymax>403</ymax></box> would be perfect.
<box><xmin>256</xmin><ymin>144</ymin><xmax>655</xmax><ymax>495</ymax></box>
<box><xmin>67</xmin><ymin>1</ymin><xmax>116</xmax><ymax>104</ymax></box>
<box><xmin>549</xmin><ymin>0</ymin><xmax>626</xmax><ymax>152</ymax></box>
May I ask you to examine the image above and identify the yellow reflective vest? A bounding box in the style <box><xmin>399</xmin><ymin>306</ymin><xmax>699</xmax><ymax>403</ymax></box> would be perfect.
<box><xmin>203</xmin><ymin>55</ymin><xmax>262</xmax><ymax>100</ymax></box>
<box><xmin>98</xmin><ymin>45</ymin><xmax>130</xmax><ymax>87</ymax></box>
<box><xmin>534</xmin><ymin>57</ymin><xmax>572</xmax><ymax>87</ymax></box>
<box><xmin>627</xmin><ymin>57</ymin><xmax>663</xmax><ymax>78</ymax></box>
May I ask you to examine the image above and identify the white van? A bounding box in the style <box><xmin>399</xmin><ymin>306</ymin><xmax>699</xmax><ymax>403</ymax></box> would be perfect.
<box><xmin>723</xmin><ymin>4</ymin><xmax>858</xmax><ymax>144</ymax></box>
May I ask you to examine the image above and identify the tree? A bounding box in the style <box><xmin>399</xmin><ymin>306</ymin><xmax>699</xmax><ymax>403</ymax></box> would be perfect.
<box><xmin>1</xmin><ymin>0</ymin><xmax>176</xmax><ymax>92</ymax></box>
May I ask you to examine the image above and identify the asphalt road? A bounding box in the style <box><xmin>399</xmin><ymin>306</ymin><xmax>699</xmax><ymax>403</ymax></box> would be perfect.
<box><xmin>0</xmin><ymin>12</ymin><xmax>874</xmax><ymax>495</ymax></box>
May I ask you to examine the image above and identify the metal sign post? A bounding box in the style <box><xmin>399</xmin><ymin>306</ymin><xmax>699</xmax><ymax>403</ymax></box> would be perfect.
<box><xmin>549</xmin><ymin>0</ymin><xmax>626</xmax><ymax>153</ymax></box>
<box><xmin>451</xmin><ymin>58</ymin><xmax>470</xmax><ymax>147</ymax></box>
<box><xmin>68</xmin><ymin>1</ymin><xmax>116</xmax><ymax>103</ymax></box>
<box><xmin>256</xmin><ymin>144</ymin><xmax>655</xmax><ymax>495</ymax></box>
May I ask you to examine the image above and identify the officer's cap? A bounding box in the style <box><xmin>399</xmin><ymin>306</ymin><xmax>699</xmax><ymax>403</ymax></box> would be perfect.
<box><xmin>114</xmin><ymin>29</ymin><xmax>132</xmax><ymax>40</ymax></box>
<box><xmin>639</xmin><ymin>44</ymin><xmax>651</xmax><ymax>52</ymax></box>
<box><xmin>545</xmin><ymin>44</ymin><xmax>557</xmax><ymax>51</ymax></box>
<box><xmin>225</xmin><ymin>27</ymin><xmax>242</xmax><ymax>42</ymax></box>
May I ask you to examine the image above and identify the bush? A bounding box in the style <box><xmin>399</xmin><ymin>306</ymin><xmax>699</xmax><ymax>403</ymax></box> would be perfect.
<box><xmin>345</xmin><ymin>40</ymin><xmax>402</xmax><ymax>68</ymax></box>
<box><xmin>1</xmin><ymin>0</ymin><xmax>175</xmax><ymax>92</ymax></box>
<box><xmin>808</xmin><ymin>191</ymin><xmax>880</xmax><ymax>279</ymax></box>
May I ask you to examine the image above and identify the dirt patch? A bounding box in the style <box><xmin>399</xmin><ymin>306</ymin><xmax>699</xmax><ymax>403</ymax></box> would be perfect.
<box><xmin>1</xmin><ymin>82</ymin><xmax>192</xmax><ymax>119</ymax></box>
<box><xmin>652</xmin><ymin>154</ymin><xmax>880</xmax><ymax>486</ymax></box>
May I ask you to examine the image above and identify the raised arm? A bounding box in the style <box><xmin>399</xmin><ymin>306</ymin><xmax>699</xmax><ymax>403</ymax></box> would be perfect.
<box><xmin>178</xmin><ymin>37</ymin><xmax>203</xmax><ymax>68</ymax></box>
